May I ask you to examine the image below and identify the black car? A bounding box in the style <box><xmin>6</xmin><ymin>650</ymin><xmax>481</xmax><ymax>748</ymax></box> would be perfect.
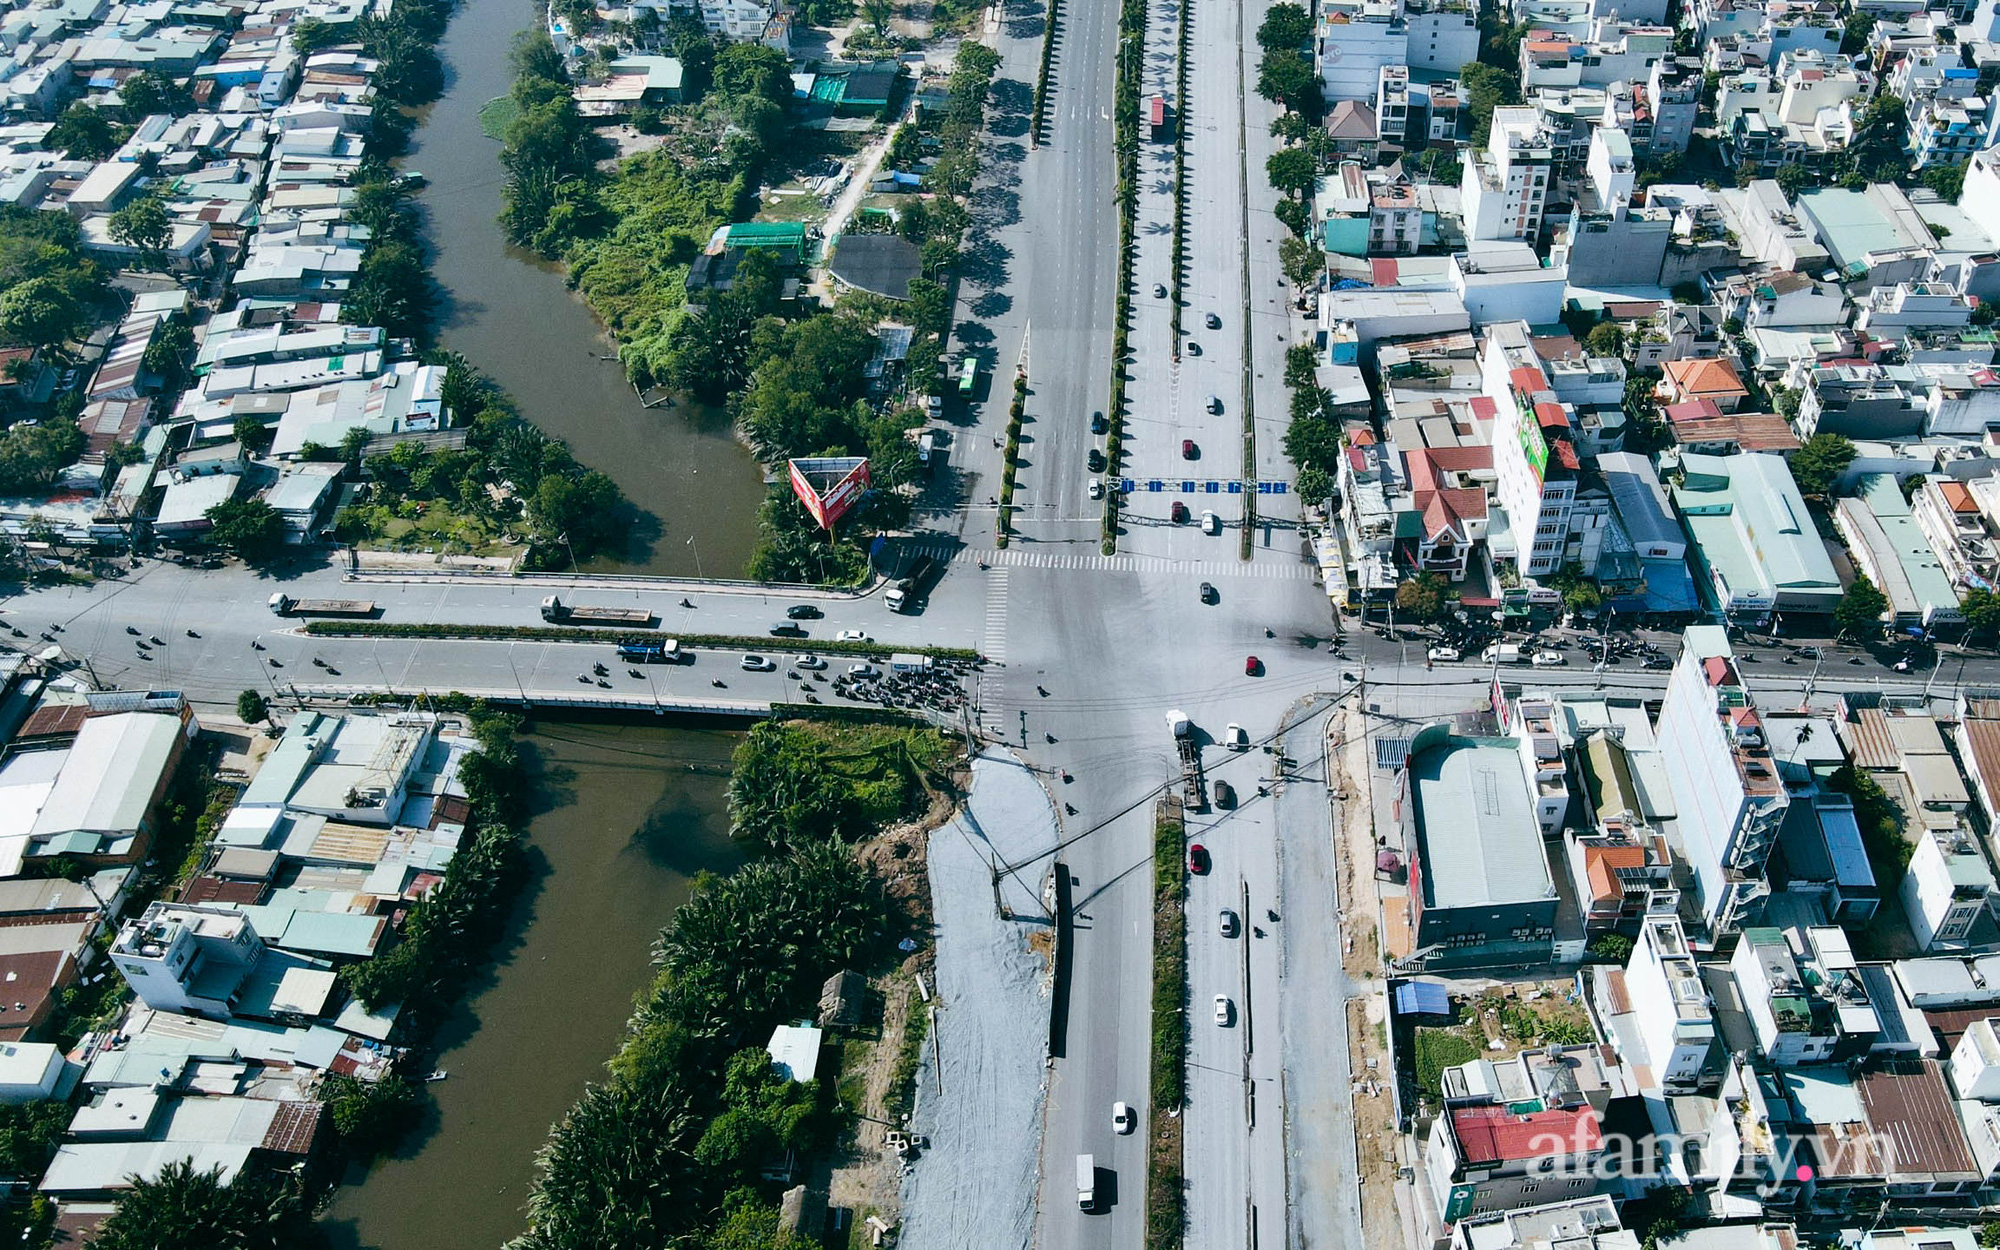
<box><xmin>1643</xmin><ymin>656</ymin><xmax>1672</xmax><ymax>670</ymax></box>
<box><xmin>1091</xmin><ymin>412</ymin><xmax>1109</xmax><ymax>435</ymax></box>
<box><xmin>769</xmin><ymin>622</ymin><xmax>808</xmax><ymax>637</ymax></box>
<box><xmin>786</xmin><ymin>604</ymin><xmax>823</xmax><ymax>620</ymax></box>
<box><xmin>1088</xmin><ymin>448</ymin><xmax>1106</xmax><ymax>472</ymax></box>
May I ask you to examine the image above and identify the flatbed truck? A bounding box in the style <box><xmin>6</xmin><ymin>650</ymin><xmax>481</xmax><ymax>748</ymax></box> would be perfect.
<box><xmin>540</xmin><ymin>595</ymin><xmax>656</xmax><ymax>626</ymax></box>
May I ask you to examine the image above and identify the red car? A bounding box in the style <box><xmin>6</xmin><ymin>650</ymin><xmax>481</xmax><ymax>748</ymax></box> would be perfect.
<box><xmin>1171</xmin><ymin>501</ymin><xmax>1189</xmax><ymax>524</ymax></box>
<box><xmin>1245</xmin><ymin>655</ymin><xmax>1261</xmax><ymax>676</ymax></box>
<box><xmin>1182</xmin><ymin>438</ymin><xmax>1197</xmax><ymax>459</ymax></box>
<box><xmin>1188</xmin><ymin>843</ymin><xmax>1210</xmax><ymax>874</ymax></box>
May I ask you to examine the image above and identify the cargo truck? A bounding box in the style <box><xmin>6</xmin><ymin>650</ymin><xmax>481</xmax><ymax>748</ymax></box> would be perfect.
<box><xmin>1076</xmin><ymin>1155</ymin><xmax>1095</xmax><ymax>1210</ymax></box>
<box><xmin>540</xmin><ymin>595</ymin><xmax>656</xmax><ymax>626</ymax></box>
<box><xmin>1482</xmin><ymin>643</ymin><xmax>1527</xmax><ymax>665</ymax></box>
<box><xmin>884</xmin><ymin>556</ymin><xmax>938</xmax><ymax>613</ymax></box>
<box><xmin>618</xmin><ymin>640</ymin><xmax>681</xmax><ymax>664</ymax></box>
<box><xmin>268</xmin><ymin>593</ymin><xmax>375</xmax><ymax>617</ymax></box>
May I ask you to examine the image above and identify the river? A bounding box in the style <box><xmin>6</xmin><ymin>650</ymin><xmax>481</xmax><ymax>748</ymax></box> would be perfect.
<box><xmin>409</xmin><ymin>0</ymin><xmax>765</xmax><ymax>576</ymax></box>
<box><xmin>318</xmin><ymin>718</ymin><xmax>747</xmax><ymax>1250</ymax></box>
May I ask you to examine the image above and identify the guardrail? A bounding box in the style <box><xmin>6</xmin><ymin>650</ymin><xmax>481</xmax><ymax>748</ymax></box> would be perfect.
<box><xmin>288</xmin><ymin>683</ymin><xmax>775</xmax><ymax>718</ymax></box>
<box><xmin>344</xmin><ymin>568</ymin><xmax>873</xmax><ymax>596</ymax></box>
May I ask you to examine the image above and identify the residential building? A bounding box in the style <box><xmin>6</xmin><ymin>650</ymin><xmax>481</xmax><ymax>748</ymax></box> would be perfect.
<box><xmin>1448</xmin><ymin>1196</ymin><xmax>1636</xmax><ymax>1250</ymax></box>
<box><xmin>1656</xmin><ymin>626</ymin><xmax>1788</xmax><ymax>934</ymax></box>
<box><xmin>1405</xmin><ymin>0</ymin><xmax>1479</xmax><ymax>71</ymax></box>
<box><xmin>1643</xmin><ymin>56</ymin><xmax>1701</xmax><ymax>154</ymax></box>
<box><xmin>1661</xmin><ymin>357</ymin><xmax>1749</xmax><ymax>413</ymax></box>
<box><xmin>1403</xmin><ymin>445</ymin><xmax>1494</xmax><ymax>581</ymax></box>
<box><xmin>1461</xmin><ymin>108</ymin><xmax>1554</xmax><ymax>244</ymax></box>
<box><xmin>108</xmin><ymin>903</ymin><xmax>265</xmax><ymax>1020</ymax></box>
<box><xmin>1911</xmin><ymin>474</ymin><xmax>1999</xmax><ymax>592</ymax></box>
<box><xmin>1798</xmin><ymin>365</ymin><xmax>1927</xmax><ymax>440</ymax></box>
<box><xmin>1316</xmin><ymin>0</ymin><xmax>1411</xmax><ymax>101</ymax></box>
<box><xmin>1903</xmin><ymin>827</ymin><xmax>2000</xmax><ymax>951</ymax></box>
<box><xmin>1482</xmin><ymin>322</ymin><xmax>1582</xmax><ymax>578</ymax></box>
<box><xmin>1618</xmin><ymin>915</ymin><xmax>1722</xmax><ymax>1091</ymax></box>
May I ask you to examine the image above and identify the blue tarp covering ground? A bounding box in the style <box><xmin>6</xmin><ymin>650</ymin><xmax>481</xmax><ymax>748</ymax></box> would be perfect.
<box><xmin>1642</xmin><ymin>558</ymin><xmax>1699</xmax><ymax>614</ymax></box>
<box><xmin>1393</xmin><ymin>980</ymin><xmax>1450</xmax><ymax>1016</ymax></box>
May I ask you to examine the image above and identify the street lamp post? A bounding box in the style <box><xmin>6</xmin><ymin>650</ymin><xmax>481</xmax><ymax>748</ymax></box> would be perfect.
<box><xmin>686</xmin><ymin>534</ymin><xmax>704</xmax><ymax>580</ymax></box>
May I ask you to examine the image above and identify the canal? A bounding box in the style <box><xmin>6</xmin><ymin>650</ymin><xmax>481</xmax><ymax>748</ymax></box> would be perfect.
<box><xmin>318</xmin><ymin>718</ymin><xmax>747</xmax><ymax>1250</ymax></box>
<box><xmin>408</xmin><ymin>0</ymin><xmax>766</xmax><ymax>577</ymax></box>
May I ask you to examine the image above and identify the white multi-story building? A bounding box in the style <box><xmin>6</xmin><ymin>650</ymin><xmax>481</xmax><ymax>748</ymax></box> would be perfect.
<box><xmin>1461</xmin><ymin>107</ymin><xmax>1553</xmax><ymax>243</ymax></box>
<box><xmin>1480</xmin><ymin>321</ymin><xmax>1579</xmax><ymax>576</ymax></box>
<box><xmin>1519</xmin><ymin>18</ymin><xmax>1673</xmax><ymax>91</ymax></box>
<box><xmin>1912</xmin><ymin>474</ymin><xmax>2000</xmax><ymax>591</ymax></box>
<box><xmin>1405</xmin><ymin>0</ymin><xmax>1479</xmax><ymax>71</ymax></box>
<box><xmin>1656</xmin><ymin>625</ymin><xmax>1787</xmax><ymax>936</ymax></box>
<box><xmin>108</xmin><ymin>902</ymin><xmax>265</xmax><ymax>1021</ymax></box>
<box><xmin>1902</xmin><ymin>827</ymin><xmax>2000</xmax><ymax>951</ymax></box>
<box><xmin>1894</xmin><ymin>51</ymin><xmax>1993</xmax><ymax>169</ymax></box>
<box><xmin>1317</xmin><ymin>0</ymin><xmax>1410</xmax><ymax>101</ymax></box>
<box><xmin>1620</xmin><ymin>915</ymin><xmax>1720</xmax><ymax>1092</ymax></box>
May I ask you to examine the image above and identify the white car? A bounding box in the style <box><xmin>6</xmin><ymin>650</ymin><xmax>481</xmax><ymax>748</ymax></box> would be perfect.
<box><xmin>1224</xmin><ymin>723</ymin><xmax>1247</xmax><ymax>750</ymax></box>
<box><xmin>739</xmin><ymin>654</ymin><xmax>776</xmax><ymax>672</ymax></box>
<box><xmin>1112</xmin><ymin>1101</ymin><xmax>1135</xmax><ymax>1134</ymax></box>
<box><xmin>796</xmin><ymin>654</ymin><xmax>826</xmax><ymax>670</ymax></box>
<box><xmin>1088</xmin><ymin>478</ymin><xmax>1104</xmax><ymax>500</ymax></box>
<box><xmin>1531</xmin><ymin>650</ymin><xmax>1567</xmax><ymax>667</ymax></box>
<box><xmin>1201</xmin><ymin>510</ymin><xmax>1220</xmax><ymax>535</ymax></box>
<box><xmin>1214</xmin><ymin>995</ymin><xmax>1233</xmax><ymax>1026</ymax></box>
<box><xmin>847</xmin><ymin>662</ymin><xmax>880</xmax><ymax>678</ymax></box>
<box><xmin>835</xmin><ymin>629</ymin><xmax>869</xmax><ymax>642</ymax></box>
<box><xmin>1427</xmin><ymin>646</ymin><xmax>1461</xmax><ymax>662</ymax></box>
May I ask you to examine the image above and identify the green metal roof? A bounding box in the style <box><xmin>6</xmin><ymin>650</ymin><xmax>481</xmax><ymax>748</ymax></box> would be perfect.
<box><xmin>724</xmin><ymin>222</ymin><xmax>807</xmax><ymax>249</ymax></box>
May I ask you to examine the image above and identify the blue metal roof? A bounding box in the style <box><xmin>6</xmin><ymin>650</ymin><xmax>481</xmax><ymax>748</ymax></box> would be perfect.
<box><xmin>1393</xmin><ymin>980</ymin><xmax>1450</xmax><ymax>1016</ymax></box>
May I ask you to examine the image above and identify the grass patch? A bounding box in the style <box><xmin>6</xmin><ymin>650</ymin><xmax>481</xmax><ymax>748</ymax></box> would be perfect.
<box><xmin>883</xmin><ymin>982</ymin><xmax>929</xmax><ymax>1124</ymax></box>
<box><xmin>476</xmin><ymin>95</ymin><xmax>519</xmax><ymax>142</ymax></box>
<box><xmin>1147</xmin><ymin>799</ymin><xmax>1186</xmax><ymax>1250</ymax></box>
<box><xmin>1413</xmin><ymin>1029</ymin><xmax>1479</xmax><ymax>1098</ymax></box>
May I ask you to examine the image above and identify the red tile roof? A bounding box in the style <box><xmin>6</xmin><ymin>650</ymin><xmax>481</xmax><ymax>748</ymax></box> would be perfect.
<box><xmin>1469</xmin><ymin>396</ymin><xmax>1498</xmax><ymax>421</ymax></box>
<box><xmin>1510</xmin><ymin>366</ymin><xmax>1548</xmax><ymax>396</ymax></box>
<box><xmin>1584</xmin><ymin>845</ymin><xmax>1648</xmax><ymax>903</ymax></box>
<box><xmin>1534</xmin><ymin>401</ymin><xmax>1570</xmax><ymax>431</ymax></box>
<box><xmin>1452</xmin><ymin>1104</ymin><xmax>1602</xmax><ymax>1164</ymax></box>
<box><xmin>1372</xmin><ymin>259</ymin><xmax>1400</xmax><ymax>287</ymax></box>
<box><xmin>1665</xmin><ymin>356</ymin><xmax>1747</xmax><ymax>399</ymax></box>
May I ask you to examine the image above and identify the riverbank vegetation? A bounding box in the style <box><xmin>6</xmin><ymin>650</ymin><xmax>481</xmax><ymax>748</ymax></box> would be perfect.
<box><xmin>492</xmin><ymin>20</ymin><xmax>1001</xmax><ymax>580</ymax></box>
<box><xmin>330</xmin><ymin>355</ymin><xmax>631</xmax><ymax>567</ymax></box>
<box><xmin>726</xmin><ymin>720</ymin><xmax>953</xmax><ymax>851</ymax></box>
<box><xmin>510</xmin><ymin>824</ymin><xmax>922</xmax><ymax>1249</ymax></box>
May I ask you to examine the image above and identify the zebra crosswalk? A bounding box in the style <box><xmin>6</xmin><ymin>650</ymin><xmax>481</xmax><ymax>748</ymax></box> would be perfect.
<box><xmin>901</xmin><ymin>540</ymin><xmax>1318</xmax><ymax>581</ymax></box>
<box><xmin>982</xmin><ymin>569</ymin><xmax>1010</xmax><ymax>663</ymax></box>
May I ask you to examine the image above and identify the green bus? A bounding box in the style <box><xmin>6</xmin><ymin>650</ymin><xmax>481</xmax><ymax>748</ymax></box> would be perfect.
<box><xmin>957</xmin><ymin>357</ymin><xmax>978</xmax><ymax>397</ymax></box>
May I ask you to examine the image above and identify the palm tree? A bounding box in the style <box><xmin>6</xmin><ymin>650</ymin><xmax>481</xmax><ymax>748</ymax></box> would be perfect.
<box><xmin>90</xmin><ymin>1159</ymin><xmax>305</xmax><ymax>1250</ymax></box>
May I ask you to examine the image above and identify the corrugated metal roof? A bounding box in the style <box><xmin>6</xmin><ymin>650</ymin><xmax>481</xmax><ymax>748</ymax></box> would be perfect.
<box><xmin>1842</xmin><ymin>707</ymin><xmax>1899</xmax><ymax>770</ymax></box>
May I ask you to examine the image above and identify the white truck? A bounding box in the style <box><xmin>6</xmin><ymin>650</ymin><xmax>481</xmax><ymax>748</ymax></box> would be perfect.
<box><xmin>1076</xmin><ymin>1154</ymin><xmax>1096</xmax><ymax>1210</ymax></box>
<box><xmin>1482</xmin><ymin>643</ymin><xmax>1527</xmax><ymax>665</ymax></box>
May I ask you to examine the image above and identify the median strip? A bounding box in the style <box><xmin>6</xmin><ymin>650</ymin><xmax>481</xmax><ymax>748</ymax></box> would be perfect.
<box><xmin>299</xmin><ymin>620</ymin><xmax>982</xmax><ymax>662</ymax></box>
<box><xmin>1103</xmin><ymin>0</ymin><xmax>1148</xmax><ymax>554</ymax></box>
<box><xmin>1030</xmin><ymin>0</ymin><xmax>1062</xmax><ymax>146</ymax></box>
<box><xmin>1147</xmin><ymin>797</ymin><xmax>1188</xmax><ymax>1250</ymax></box>
<box><xmin>998</xmin><ymin>369</ymin><xmax>1028</xmax><ymax>546</ymax></box>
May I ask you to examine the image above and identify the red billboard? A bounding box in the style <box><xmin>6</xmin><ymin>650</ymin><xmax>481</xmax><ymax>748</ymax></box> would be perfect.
<box><xmin>788</xmin><ymin>456</ymin><xmax>871</xmax><ymax>532</ymax></box>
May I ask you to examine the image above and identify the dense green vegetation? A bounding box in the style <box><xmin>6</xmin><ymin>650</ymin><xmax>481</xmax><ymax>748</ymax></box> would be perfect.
<box><xmin>726</xmin><ymin>720</ymin><xmax>951</xmax><ymax>851</ymax></box>
<box><xmin>0</xmin><ymin>419</ymin><xmax>85</xmax><ymax>496</ymax></box>
<box><xmin>340</xmin><ymin>167</ymin><xmax>434</xmax><ymax>341</ymax></box>
<box><xmin>88</xmin><ymin>1159</ymin><xmax>312</xmax><ymax>1250</ymax></box>
<box><xmin>0</xmin><ymin>206</ymin><xmax>110</xmax><ymax>356</ymax></box>
<box><xmin>511</xmin><ymin>836</ymin><xmax>902</xmax><ymax>1249</ymax></box>
<box><xmin>202</xmin><ymin>497</ymin><xmax>287</xmax><ymax>564</ymax></box>
<box><xmin>332</xmin><ymin>355</ymin><xmax>630</xmax><ymax>567</ymax></box>
<box><xmin>1788</xmin><ymin>432</ymin><xmax>1857</xmax><ymax>498</ymax></box>
<box><xmin>340</xmin><ymin>708</ymin><xmax>527</xmax><ymax>1014</ymax></box>
<box><xmin>491</xmin><ymin>24</ymin><xmax>1000</xmax><ymax>577</ymax></box>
